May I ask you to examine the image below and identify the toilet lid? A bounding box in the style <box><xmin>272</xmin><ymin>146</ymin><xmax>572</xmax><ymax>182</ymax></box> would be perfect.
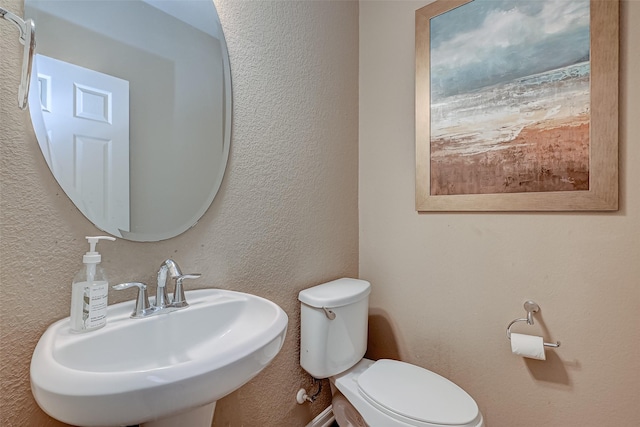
<box><xmin>357</xmin><ymin>359</ymin><xmax>479</xmax><ymax>426</ymax></box>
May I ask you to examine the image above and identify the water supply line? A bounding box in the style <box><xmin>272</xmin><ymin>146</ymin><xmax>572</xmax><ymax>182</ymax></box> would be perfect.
<box><xmin>296</xmin><ymin>378</ymin><xmax>323</xmax><ymax>404</ymax></box>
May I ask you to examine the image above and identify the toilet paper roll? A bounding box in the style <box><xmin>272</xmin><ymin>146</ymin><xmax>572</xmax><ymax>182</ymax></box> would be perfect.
<box><xmin>510</xmin><ymin>332</ymin><xmax>546</xmax><ymax>360</ymax></box>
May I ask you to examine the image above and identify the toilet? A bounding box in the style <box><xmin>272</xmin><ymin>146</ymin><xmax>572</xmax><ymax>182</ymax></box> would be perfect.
<box><xmin>298</xmin><ymin>278</ymin><xmax>484</xmax><ymax>427</ymax></box>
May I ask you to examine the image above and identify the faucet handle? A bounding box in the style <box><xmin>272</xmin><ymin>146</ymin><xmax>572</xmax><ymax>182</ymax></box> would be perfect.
<box><xmin>170</xmin><ymin>274</ymin><xmax>201</xmax><ymax>308</ymax></box>
<box><xmin>113</xmin><ymin>282</ymin><xmax>158</xmax><ymax>318</ymax></box>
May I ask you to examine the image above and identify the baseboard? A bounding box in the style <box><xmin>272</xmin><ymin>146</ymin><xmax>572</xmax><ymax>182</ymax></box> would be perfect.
<box><xmin>305</xmin><ymin>405</ymin><xmax>335</xmax><ymax>427</ymax></box>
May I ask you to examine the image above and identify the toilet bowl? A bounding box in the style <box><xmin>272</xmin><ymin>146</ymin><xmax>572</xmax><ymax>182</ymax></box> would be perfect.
<box><xmin>332</xmin><ymin>390</ymin><xmax>368</xmax><ymax>427</ymax></box>
<box><xmin>298</xmin><ymin>278</ymin><xmax>484</xmax><ymax>427</ymax></box>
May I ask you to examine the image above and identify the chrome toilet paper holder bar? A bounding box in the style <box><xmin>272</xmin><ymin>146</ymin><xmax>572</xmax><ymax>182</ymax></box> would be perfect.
<box><xmin>506</xmin><ymin>300</ymin><xmax>561</xmax><ymax>348</ymax></box>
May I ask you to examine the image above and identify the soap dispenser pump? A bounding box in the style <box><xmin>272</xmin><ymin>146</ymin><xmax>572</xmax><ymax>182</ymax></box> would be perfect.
<box><xmin>70</xmin><ymin>236</ymin><xmax>116</xmax><ymax>333</ymax></box>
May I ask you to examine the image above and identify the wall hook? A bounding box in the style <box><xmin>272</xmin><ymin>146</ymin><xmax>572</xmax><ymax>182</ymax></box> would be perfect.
<box><xmin>1</xmin><ymin>7</ymin><xmax>36</xmax><ymax>110</ymax></box>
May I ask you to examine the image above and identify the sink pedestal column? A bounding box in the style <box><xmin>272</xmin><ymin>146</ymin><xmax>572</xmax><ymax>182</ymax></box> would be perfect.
<box><xmin>142</xmin><ymin>402</ymin><xmax>216</xmax><ymax>427</ymax></box>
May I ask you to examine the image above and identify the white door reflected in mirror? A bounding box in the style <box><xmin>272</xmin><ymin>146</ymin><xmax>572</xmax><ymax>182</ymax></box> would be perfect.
<box><xmin>34</xmin><ymin>54</ymin><xmax>131</xmax><ymax>235</ymax></box>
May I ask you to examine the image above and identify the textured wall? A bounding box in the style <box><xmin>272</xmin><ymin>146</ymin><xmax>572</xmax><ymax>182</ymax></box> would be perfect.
<box><xmin>360</xmin><ymin>1</ymin><xmax>640</xmax><ymax>426</ymax></box>
<box><xmin>0</xmin><ymin>0</ymin><xmax>358</xmax><ymax>426</ymax></box>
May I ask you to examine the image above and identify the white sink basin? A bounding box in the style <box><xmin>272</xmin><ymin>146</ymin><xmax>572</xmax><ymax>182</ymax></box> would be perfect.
<box><xmin>30</xmin><ymin>289</ymin><xmax>288</xmax><ymax>427</ymax></box>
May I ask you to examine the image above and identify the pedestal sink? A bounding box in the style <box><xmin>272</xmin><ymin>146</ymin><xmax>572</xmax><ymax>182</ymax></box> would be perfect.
<box><xmin>30</xmin><ymin>289</ymin><xmax>288</xmax><ymax>427</ymax></box>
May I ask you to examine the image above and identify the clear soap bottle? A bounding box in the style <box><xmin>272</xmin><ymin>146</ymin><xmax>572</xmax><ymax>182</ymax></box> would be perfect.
<box><xmin>70</xmin><ymin>236</ymin><xmax>116</xmax><ymax>333</ymax></box>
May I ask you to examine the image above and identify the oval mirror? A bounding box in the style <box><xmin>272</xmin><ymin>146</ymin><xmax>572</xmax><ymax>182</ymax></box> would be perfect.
<box><xmin>24</xmin><ymin>0</ymin><xmax>232</xmax><ymax>242</ymax></box>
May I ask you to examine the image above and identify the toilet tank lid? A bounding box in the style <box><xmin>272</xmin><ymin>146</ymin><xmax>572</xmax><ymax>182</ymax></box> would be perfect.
<box><xmin>298</xmin><ymin>278</ymin><xmax>371</xmax><ymax>308</ymax></box>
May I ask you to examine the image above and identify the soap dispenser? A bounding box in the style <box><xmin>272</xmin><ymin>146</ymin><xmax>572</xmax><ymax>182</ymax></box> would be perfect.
<box><xmin>70</xmin><ymin>236</ymin><xmax>116</xmax><ymax>333</ymax></box>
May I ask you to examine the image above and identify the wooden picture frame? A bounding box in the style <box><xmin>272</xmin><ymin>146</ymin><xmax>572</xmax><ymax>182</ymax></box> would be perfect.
<box><xmin>415</xmin><ymin>0</ymin><xmax>619</xmax><ymax>211</ymax></box>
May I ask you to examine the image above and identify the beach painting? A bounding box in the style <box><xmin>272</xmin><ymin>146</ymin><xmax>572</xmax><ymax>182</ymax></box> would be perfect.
<box><xmin>429</xmin><ymin>0</ymin><xmax>591</xmax><ymax>195</ymax></box>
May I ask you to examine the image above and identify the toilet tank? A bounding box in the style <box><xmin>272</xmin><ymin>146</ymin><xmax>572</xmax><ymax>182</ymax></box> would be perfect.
<box><xmin>298</xmin><ymin>278</ymin><xmax>371</xmax><ymax>378</ymax></box>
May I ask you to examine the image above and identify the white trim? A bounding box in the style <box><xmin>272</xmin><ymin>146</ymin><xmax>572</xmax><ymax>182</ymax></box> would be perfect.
<box><xmin>306</xmin><ymin>405</ymin><xmax>335</xmax><ymax>427</ymax></box>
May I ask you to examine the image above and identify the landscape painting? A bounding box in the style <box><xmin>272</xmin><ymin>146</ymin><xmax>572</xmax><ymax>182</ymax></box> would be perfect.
<box><xmin>429</xmin><ymin>0</ymin><xmax>591</xmax><ymax>196</ymax></box>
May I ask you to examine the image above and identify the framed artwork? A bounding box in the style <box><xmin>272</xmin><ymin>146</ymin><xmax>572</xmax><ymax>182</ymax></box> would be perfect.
<box><xmin>415</xmin><ymin>0</ymin><xmax>619</xmax><ymax>211</ymax></box>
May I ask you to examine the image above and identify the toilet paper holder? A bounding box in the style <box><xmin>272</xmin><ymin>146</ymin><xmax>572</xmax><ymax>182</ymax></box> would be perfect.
<box><xmin>506</xmin><ymin>300</ymin><xmax>561</xmax><ymax>348</ymax></box>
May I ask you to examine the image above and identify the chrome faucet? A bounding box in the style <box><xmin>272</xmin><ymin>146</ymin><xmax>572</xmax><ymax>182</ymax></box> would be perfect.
<box><xmin>156</xmin><ymin>259</ymin><xmax>201</xmax><ymax>308</ymax></box>
<box><xmin>113</xmin><ymin>259</ymin><xmax>201</xmax><ymax>318</ymax></box>
<box><xmin>156</xmin><ymin>259</ymin><xmax>182</xmax><ymax>309</ymax></box>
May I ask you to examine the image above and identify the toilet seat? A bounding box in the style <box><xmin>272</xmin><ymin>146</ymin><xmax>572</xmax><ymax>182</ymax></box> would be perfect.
<box><xmin>333</xmin><ymin>358</ymin><xmax>483</xmax><ymax>427</ymax></box>
<box><xmin>356</xmin><ymin>359</ymin><xmax>480</xmax><ymax>427</ymax></box>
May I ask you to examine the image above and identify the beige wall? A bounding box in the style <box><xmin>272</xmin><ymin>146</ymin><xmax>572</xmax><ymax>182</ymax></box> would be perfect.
<box><xmin>0</xmin><ymin>0</ymin><xmax>358</xmax><ymax>425</ymax></box>
<box><xmin>360</xmin><ymin>1</ymin><xmax>640</xmax><ymax>426</ymax></box>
